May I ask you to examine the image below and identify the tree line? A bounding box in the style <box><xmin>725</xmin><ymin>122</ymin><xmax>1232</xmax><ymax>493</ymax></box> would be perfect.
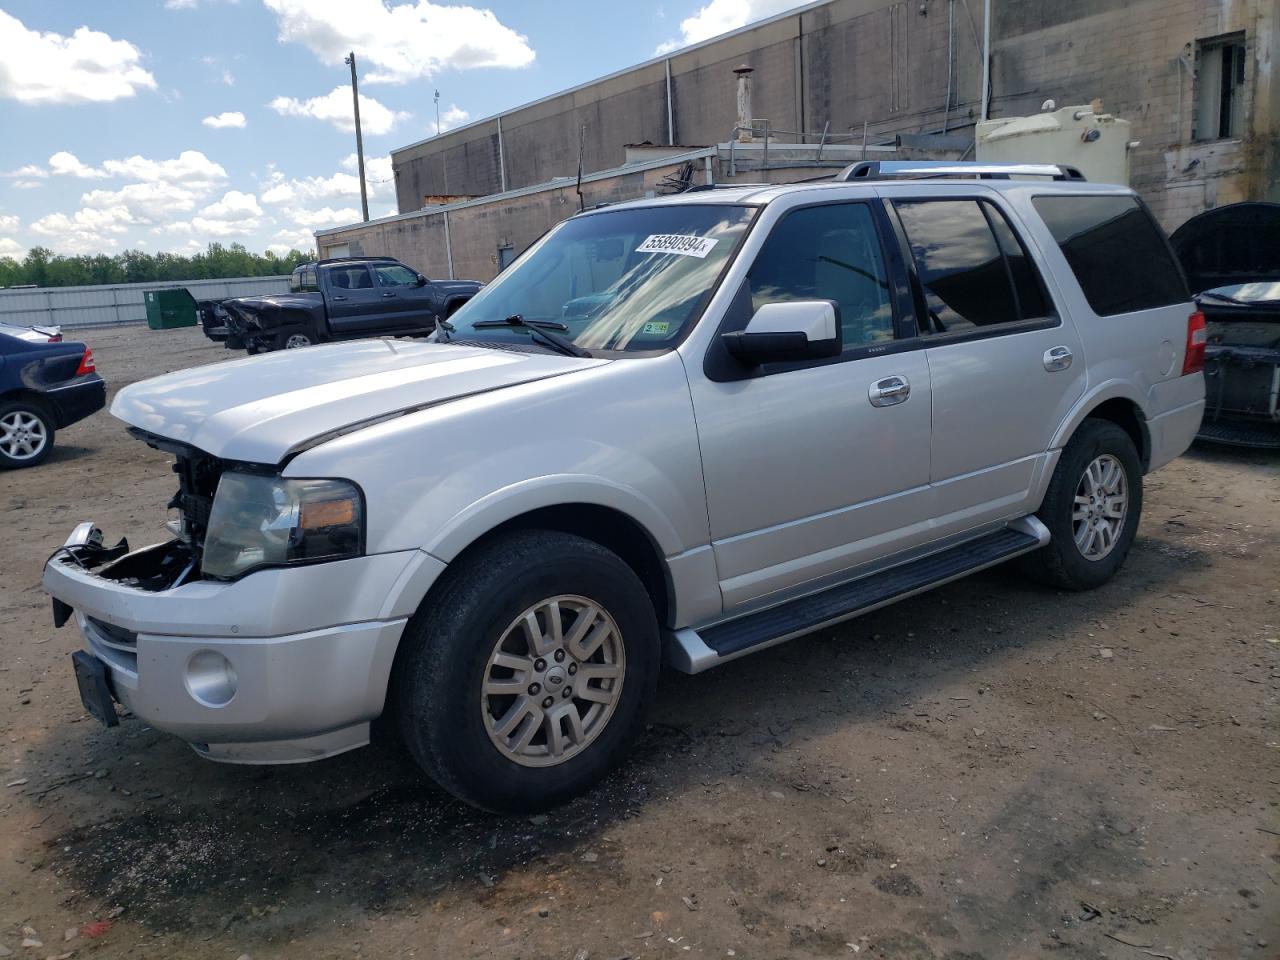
<box><xmin>0</xmin><ymin>243</ymin><xmax>313</xmax><ymax>289</ymax></box>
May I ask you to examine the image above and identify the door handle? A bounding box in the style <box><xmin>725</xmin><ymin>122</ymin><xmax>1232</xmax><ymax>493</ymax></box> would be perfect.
<box><xmin>332</xmin><ymin>295</ymin><xmax>348</xmax><ymax>301</ymax></box>
<box><xmin>381</xmin><ymin>292</ymin><xmax>396</xmax><ymax>298</ymax></box>
<box><xmin>869</xmin><ymin>375</ymin><xmax>910</xmax><ymax>408</ymax></box>
<box><xmin>1043</xmin><ymin>345</ymin><xmax>1073</xmax><ymax>371</ymax></box>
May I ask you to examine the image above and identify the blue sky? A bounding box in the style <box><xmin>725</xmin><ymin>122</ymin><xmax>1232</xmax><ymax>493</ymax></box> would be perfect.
<box><xmin>0</xmin><ymin>0</ymin><xmax>798</xmax><ymax>259</ymax></box>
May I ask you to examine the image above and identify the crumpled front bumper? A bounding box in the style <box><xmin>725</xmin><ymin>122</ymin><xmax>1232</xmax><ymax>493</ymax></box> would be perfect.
<box><xmin>43</xmin><ymin>523</ymin><xmax>443</xmax><ymax>763</ymax></box>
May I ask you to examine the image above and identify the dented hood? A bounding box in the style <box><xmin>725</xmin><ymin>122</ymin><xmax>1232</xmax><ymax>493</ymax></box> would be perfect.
<box><xmin>112</xmin><ymin>338</ymin><xmax>608</xmax><ymax>463</ymax></box>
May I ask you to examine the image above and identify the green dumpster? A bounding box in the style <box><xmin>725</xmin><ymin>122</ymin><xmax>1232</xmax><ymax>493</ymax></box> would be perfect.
<box><xmin>144</xmin><ymin>288</ymin><xmax>199</xmax><ymax>330</ymax></box>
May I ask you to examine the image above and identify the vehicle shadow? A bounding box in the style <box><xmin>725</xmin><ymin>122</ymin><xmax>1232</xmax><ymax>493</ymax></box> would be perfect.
<box><xmin>42</xmin><ymin>444</ymin><xmax>95</xmax><ymax>465</ymax></box>
<box><xmin>25</xmin><ymin>529</ymin><xmax>1211</xmax><ymax>941</ymax></box>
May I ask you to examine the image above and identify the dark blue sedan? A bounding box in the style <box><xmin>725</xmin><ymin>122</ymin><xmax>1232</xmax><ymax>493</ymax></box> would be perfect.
<box><xmin>0</xmin><ymin>331</ymin><xmax>106</xmax><ymax>469</ymax></box>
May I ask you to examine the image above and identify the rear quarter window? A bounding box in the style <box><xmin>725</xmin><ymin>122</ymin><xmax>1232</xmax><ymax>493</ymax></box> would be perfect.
<box><xmin>1032</xmin><ymin>195</ymin><xmax>1189</xmax><ymax>316</ymax></box>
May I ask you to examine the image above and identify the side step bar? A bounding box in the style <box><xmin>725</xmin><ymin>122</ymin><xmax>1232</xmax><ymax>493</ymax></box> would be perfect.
<box><xmin>666</xmin><ymin>517</ymin><xmax>1049</xmax><ymax>674</ymax></box>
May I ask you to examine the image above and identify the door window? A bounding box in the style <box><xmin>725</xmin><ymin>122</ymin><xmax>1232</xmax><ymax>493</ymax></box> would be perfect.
<box><xmin>327</xmin><ymin>265</ymin><xmax>374</xmax><ymax>290</ymax></box>
<box><xmin>747</xmin><ymin>203</ymin><xmax>894</xmax><ymax>351</ymax></box>
<box><xmin>894</xmin><ymin>199</ymin><xmax>1030</xmax><ymax>334</ymax></box>
<box><xmin>374</xmin><ymin>264</ymin><xmax>420</xmax><ymax>287</ymax></box>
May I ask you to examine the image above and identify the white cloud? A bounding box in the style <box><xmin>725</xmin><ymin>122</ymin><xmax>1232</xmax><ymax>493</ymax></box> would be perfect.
<box><xmin>202</xmin><ymin>110</ymin><xmax>247</xmax><ymax>129</ymax></box>
<box><xmin>100</xmin><ymin>150</ymin><xmax>228</xmax><ymax>188</ymax></box>
<box><xmin>48</xmin><ymin>151</ymin><xmax>109</xmax><ymax>179</ymax></box>
<box><xmin>263</xmin><ymin>0</ymin><xmax>534</xmax><ymax>84</ymax></box>
<box><xmin>199</xmin><ymin>190</ymin><xmax>262</xmax><ymax>221</ymax></box>
<box><xmin>165</xmin><ymin>0</ymin><xmax>199</xmax><ymax>8</ymax></box>
<box><xmin>222</xmin><ymin>68</ymin><xmax>236</xmax><ymax>86</ymax></box>
<box><xmin>286</xmin><ymin>206</ymin><xmax>362</xmax><ymax>228</ymax></box>
<box><xmin>0</xmin><ymin>237</ymin><xmax>24</xmax><ymax>258</ymax></box>
<box><xmin>339</xmin><ymin>153</ymin><xmax>394</xmax><ymax>183</ymax></box>
<box><xmin>263</xmin><ymin>156</ymin><xmax>393</xmax><ymax>205</ymax></box>
<box><xmin>655</xmin><ymin>0</ymin><xmax>798</xmax><ymax>54</ymax></box>
<box><xmin>0</xmin><ymin>214</ymin><xmax>19</xmax><ymax>233</ymax></box>
<box><xmin>269</xmin><ymin>86</ymin><xmax>409</xmax><ymax>135</ymax></box>
<box><xmin>12</xmin><ymin>180</ymin><xmax>43</xmax><ymax>190</ymax></box>
<box><xmin>0</xmin><ymin>10</ymin><xmax>157</xmax><ymax>104</ymax></box>
<box><xmin>3</xmin><ymin>164</ymin><xmax>47</xmax><ymax>179</ymax></box>
<box><xmin>438</xmin><ymin>104</ymin><xmax>470</xmax><ymax>132</ymax></box>
<box><xmin>271</xmin><ymin>227</ymin><xmax>318</xmax><ymax>252</ymax></box>
<box><xmin>81</xmin><ymin>182</ymin><xmax>203</xmax><ymax>222</ymax></box>
<box><xmin>30</xmin><ymin>206</ymin><xmax>136</xmax><ymax>254</ymax></box>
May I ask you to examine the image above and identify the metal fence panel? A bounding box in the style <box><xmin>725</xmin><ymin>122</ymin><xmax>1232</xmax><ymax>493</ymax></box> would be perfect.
<box><xmin>0</xmin><ymin>275</ymin><xmax>292</xmax><ymax>328</ymax></box>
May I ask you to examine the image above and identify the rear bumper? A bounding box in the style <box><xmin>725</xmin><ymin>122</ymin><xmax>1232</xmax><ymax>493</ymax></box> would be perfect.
<box><xmin>46</xmin><ymin>376</ymin><xmax>106</xmax><ymax>428</ymax></box>
<box><xmin>44</xmin><ymin>526</ymin><xmax>444</xmax><ymax>763</ymax></box>
<box><xmin>1148</xmin><ymin>398</ymin><xmax>1205</xmax><ymax>472</ymax></box>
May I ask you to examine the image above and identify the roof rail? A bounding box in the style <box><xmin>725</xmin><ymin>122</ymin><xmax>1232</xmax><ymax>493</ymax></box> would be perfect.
<box><xmin>311</xmin><ymin>255</ymin><xmax>399</xmax><ymax>266</ymax></box>
<box><xmin>835</xmin><ymin>160</ymin><xmax>1087</xmax><ymax>182</ymax></box>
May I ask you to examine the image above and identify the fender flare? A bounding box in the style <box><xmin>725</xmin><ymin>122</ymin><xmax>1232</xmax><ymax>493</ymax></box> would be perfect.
<box><xmin>1049</xmin><ymin>379</ymin><xmax>1151</xmax><ymax>453</ymax></box>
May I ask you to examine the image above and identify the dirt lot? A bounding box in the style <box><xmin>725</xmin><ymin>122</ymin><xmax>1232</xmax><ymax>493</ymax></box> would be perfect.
<box><xmin>1</xmin><ymin>324</ymin><xmax>1277</xmax><ymax>960</ymax></box>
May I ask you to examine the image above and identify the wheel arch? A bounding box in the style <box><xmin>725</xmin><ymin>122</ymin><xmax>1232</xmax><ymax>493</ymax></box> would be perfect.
<box><xmin>1052</xmin><ymin>383</ymin><xmax>1151</xmax><ymax>472</ymax></box>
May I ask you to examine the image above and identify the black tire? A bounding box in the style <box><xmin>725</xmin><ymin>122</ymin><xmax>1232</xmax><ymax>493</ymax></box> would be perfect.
<box><xmin>245</xmin><ymin>344</ymin><xmax>264</xmax><ymax>355</ymax></box>
<box><xmin>1019</xmin><ymin>419</ymin><xmax>1143</xmax><ymax>590</ymax></box>
<box><xmin>0</xmin><ymin>399</ymin><xmax>55</xmax><ymax>469</ymax></box>
<box><xmin>395</xmin><ymin>529</ymin><xmax>660</xmax><ymax>813</ymax></box>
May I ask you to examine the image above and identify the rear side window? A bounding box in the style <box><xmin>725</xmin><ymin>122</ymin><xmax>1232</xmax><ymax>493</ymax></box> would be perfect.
<box><xmin>326</xmin><ymin>265</ymin><xmax>374</xmax><ymax>290</ymax></box>
<box><xmin>896</xmin><ymin>199</ymin><xmax>1049</xmax><ymax>334</ymax></box>
<box><xmin>1032</xmin><ymin>195</ymin><xmax>1188</xmax><ymax>315</ymax></box>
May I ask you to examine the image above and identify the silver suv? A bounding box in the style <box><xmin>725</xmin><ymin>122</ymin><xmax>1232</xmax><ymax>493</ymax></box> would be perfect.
<box><xmin>45</xmin><ymin>163</ymin><xmax>1206</xmax><ymax>811</ymax></box>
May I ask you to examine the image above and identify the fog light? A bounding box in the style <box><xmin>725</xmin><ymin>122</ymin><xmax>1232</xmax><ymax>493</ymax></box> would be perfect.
<box><xmin>185</xmin><ymin>650</ymin><xmax>238</xmax><ymax>707</ymax></box>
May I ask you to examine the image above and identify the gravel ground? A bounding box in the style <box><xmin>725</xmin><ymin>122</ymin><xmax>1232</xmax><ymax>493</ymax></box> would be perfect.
<box><xmin>1</xmin><ymin>324</ymin><xmax>1277</xmax><ymax>960</ymax></box>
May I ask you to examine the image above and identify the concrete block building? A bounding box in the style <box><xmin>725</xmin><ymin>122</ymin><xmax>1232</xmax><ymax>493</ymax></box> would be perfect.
<box><xmin>318</xmin><ymin>0</ymin><xmax>1278</xmax><ymax>282</ymax></box>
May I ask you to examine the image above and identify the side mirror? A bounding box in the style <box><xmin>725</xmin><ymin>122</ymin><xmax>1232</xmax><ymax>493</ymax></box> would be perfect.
<box><xmin>416</xmin><ymin>273</ymin><xmax>428</xmax><ymax>286</ymax></box>
<box><xmin>721</xmin><ymin>301</ymin><xmax>842</xmax><ymax>364</ymax></box>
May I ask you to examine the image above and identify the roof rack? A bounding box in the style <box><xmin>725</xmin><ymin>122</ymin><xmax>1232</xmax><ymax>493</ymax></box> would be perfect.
<box><xmin>836</xmin><ymin>160</ymin><xmax>1087</xmax><ymax>182</ymax></box>
<box><xmin>311</xmin><ymin>255</ymin><xmax>399</xmax><ymax>266</ymax></box>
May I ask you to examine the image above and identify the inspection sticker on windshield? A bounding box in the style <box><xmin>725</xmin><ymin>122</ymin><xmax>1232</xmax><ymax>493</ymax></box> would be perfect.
<box><xmin>636</xmin><ymin>234</ymin><xmax>719</xmax><ymax>258</ymax></box>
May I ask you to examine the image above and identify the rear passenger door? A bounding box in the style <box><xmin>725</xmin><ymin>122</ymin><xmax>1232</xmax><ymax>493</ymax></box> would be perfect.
<box><xmin>323</xmin><ymin>264</ymin><xmax>385</xmax><ymax>336</ymax></box>
<box><xmin>886</xmin><ymin>194</ymin><xmax>1085</xmax><ymax>524</ymax></box>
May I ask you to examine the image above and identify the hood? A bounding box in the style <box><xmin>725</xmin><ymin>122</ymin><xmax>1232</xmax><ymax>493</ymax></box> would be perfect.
<box><xmin>1169</xmin><ymin>202</ymin><xmax>1280</xmax><ymax>294</ymax></box>
<box><xmin>112</xmin><ymin>338</ymin><xmax>608</xmax><ymax>463</ymax></box>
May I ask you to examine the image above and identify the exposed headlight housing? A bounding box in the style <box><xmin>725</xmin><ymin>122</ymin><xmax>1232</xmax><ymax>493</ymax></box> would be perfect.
<box><xmin>200</xmin><ymin>473</ymin><xmax>364</xmax><ymax>580</ymax></box>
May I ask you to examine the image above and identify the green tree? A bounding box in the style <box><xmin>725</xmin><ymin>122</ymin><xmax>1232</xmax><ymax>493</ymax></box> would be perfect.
<box><xmin>0</xmin><ymin>244</ymin><xmax>313</xmax><ymax>290</ymax></box>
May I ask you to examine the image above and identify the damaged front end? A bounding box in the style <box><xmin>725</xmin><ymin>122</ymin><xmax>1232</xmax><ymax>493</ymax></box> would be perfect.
<box><xmin>1199</xmin><ymin>305</ymin><xmax>1280</xmax><ymax>448</ymax></box>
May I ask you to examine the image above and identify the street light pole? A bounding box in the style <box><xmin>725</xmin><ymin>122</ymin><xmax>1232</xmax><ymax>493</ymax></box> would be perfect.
<box><xmin>345</xmin><ymin>51</ymin><xmax>370</xmax><ymax>222</ymax></box>
<box><xmin>434</xmin><ymin>89</ymin><xmax>441</xmax><ymax>136</ymax></box>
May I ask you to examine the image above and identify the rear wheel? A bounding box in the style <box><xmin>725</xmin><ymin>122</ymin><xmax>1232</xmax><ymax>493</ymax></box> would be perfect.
<box><xmin>0</xmin><ymin>400</ymin><xmax>55</xmax><ymax>469</ymax></box>
<box><xmin>395</xmin><ymin>530</ymin><xmax>659</xmax><ymax>812</ymax></box>
<box><xmin>1019</xmin><ymin>419</ymin><xmax>1143</xmax><ymax>590</ymax></box>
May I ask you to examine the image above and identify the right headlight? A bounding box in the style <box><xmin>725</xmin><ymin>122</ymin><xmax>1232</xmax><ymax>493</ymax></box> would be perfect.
<box><xmin>200</xmin><ymin>472</ymin><xmax>364</xmax><ymax>581</ymax></box>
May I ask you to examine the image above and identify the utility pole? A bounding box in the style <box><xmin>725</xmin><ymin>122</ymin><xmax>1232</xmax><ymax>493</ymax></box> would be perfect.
<box><xmin>434</xmin><ymin>89</ymin><xmax>441</xmax><ymax>136</ymax></box>
<box><xmin>345</xmin><ymin>51</ymin><xmax>370</xmax><ymax>222</ymax></box>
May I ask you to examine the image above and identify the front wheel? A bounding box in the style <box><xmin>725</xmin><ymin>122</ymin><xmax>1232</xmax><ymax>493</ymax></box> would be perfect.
<box><xmin>1019</xmin><ymin>419</ymin><xmax>1143</xmax><ymax>590</ymax></box>
<box><xmin>395</xmin><ymin>530</ymin><xmax>659</xmax><ymax>812</ymax></box>
<box><xmin>277</xmin><ymin>331</ymin><xmax>315</xmax><ymax>350</ymax></box>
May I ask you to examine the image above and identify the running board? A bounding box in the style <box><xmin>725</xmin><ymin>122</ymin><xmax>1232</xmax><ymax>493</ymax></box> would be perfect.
<box><xmin>666</xmin><ymin>517</ymin><xmax>1049</xmax><ymax>674</ymax></box>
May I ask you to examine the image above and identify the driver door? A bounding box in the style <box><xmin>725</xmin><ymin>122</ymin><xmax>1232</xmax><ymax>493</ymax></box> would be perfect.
<box><xmin>687</xmin><ymin>201</ymin><xmax>934</xmax><ymax>611</ymax></box>
<box><xmin>372</xmin><ymin>262</ymin><xmax>439</xmax><ymax>331</ymax></box>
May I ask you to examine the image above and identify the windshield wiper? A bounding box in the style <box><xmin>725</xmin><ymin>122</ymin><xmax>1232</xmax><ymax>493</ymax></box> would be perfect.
<box><xmin>434</xmin><ymin>317</ymin><xmax>455</xmax><ymax>341</ymax></box>
<box><xmin>471</xmin><ymin>314</ymin><xmax>591</xmax><ymax>358</ymax></box>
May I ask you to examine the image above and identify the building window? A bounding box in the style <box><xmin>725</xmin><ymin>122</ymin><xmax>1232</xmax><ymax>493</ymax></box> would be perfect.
<box><xmin>1195</xmin><ymin>33</ymin><xmax>1246</xmax><ymax>141</ymax></box>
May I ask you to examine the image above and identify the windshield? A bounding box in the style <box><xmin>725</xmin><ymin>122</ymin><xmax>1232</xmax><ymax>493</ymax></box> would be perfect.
<box><xmin>445</xmin><ymin>204</ymin><xmax>755</xmax><ymax>353</ymax></box>
<box><xmin>1201</xmin><ymin>280</ymin><xmax>1280</xmax><ymax>304</ymax></box>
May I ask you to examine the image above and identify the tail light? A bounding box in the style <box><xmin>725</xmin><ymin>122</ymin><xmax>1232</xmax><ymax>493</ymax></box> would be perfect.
<box><xmin>1182</xmin><ymin>310</ymin><xmax>1206</xmax><ymax>375</ymax></box>
<box><xmin>75</xmin><ymin>348</ymin><xmax>96</xmax><ymax>376</ymax></box>
<box><xmin>48</xmin><ymin>333</ymin><xmax>62</xmax><ymax>343</ymax></box>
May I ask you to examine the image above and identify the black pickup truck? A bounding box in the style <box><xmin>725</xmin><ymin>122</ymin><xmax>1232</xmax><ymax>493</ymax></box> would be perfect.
<box><xmin>221</xmin><ymin>257</ymin><xmax>482</xmax><ymax>353</ymax></box>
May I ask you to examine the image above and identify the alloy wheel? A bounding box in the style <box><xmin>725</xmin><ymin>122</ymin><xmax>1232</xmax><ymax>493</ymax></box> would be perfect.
<box><xmin>284</xmin><ymin>334</ymin><xmax>313</xmax><ymax>349</ymax></box>
<box><xmin>0</xmin><ymin>410</ymin><xmax>48</xmax><ymax>462</ymax></box>
<box><xmin>480</xmin><ymin>595</ymin><xmax>626</xmax><ymax>767</ymax></box>
<box><xmin>1072</xmin><ymin>453</ymin><xmax>1129</xmax><ymax>561</ymax></box>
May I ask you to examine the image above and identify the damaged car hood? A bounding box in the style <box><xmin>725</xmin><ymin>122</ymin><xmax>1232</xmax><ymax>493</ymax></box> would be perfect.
<box><xmin>112</xmin><ymin>339</ymin><xmax>609</xmax><ymax>463</ymax></box>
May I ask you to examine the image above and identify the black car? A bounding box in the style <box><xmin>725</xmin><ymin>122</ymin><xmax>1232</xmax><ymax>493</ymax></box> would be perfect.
<box><xmin>0</xmin><ymin>332</ymin><xmax>106</xmax><ymax>469</ymax></box>
<box><xmin>220</xmin><ymin>257</ymin><xmax>483</xmax><ymax>353</ymax></box>
<box><xmin>1170</xmin><ymin>201</ymin><xmax>1280</xmax><ymax>449</ymax></box>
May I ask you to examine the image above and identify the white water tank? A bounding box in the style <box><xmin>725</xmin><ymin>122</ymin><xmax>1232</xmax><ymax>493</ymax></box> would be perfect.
<box><xmin>977</xmin><ymin>103</ymin><xmax>1136</xmax><ymax>185</ymax></box>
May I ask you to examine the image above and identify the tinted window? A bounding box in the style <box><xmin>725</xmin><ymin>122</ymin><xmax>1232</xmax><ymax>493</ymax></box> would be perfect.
<box><xmin>986</xmin><ymin>206</ymin><xmax>1051</xmax><ymax>319</ymax></box>
<box><xmin>895</xmin><ymin>200</ymin><xmax>1025</xmax><ymax>333</ymax></box>
<box><xmin>1032</xmin><ymin>195</ymin><xmax>1188</xmax><ymax>315</ymax></box>
<box><xmin>326</xmin><ymin>265</ymin><xmax>374</xmax><ymax>290</ymax></box>
<box><xmin>748</xmin><ymin>203</ymin><xmax>894</xmax><ymax>351</ymax></box>
<box><xmin>374</xmin><ymin>264</ymin><xmax>419</xmax><ymax>287</ymax></box>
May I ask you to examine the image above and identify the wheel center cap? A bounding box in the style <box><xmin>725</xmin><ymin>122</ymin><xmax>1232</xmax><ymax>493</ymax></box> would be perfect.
<box><xmin>544</xmin><ymin>665</ymin><xmax>568</xmax><ymax>688</ymax></box>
